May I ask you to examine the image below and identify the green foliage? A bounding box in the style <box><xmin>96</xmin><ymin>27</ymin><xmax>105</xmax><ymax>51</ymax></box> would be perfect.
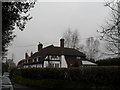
<box><xmin>9</xmin><ymin>68</ymin><xmax>17</xmax><ymax>80</ymax></box>
<box><xmin>2</xmin><ymin>1</ymin><xmax>35</xmax><ymax>55</ymax></box>
<box><xmin>13</xmin><ymin>67</ymin><xmax>120</xmax><ymax>86</ymax></box>
<box><xmin>2</xmin><ymin>63</ymin><xmax>9</xmax><ymax>74</ymax></box>
<box><xmin>72</xmin><ymin>62</ymin><xmax>80</xmax><ymax>67</ymax></box>
<box><xmin>14</xmin><ymin>76</ymin><xmax>94</xmax><ymax>88</ymax></box>
<box><xmin>96</xmin><ymin>58</ymin><xmax>120</xmax><ymax>66</ymax></box>
<box><xmin>14</xmin><ymin>68</ymin><xmax>67</xmax><ymax>80</ymax></box>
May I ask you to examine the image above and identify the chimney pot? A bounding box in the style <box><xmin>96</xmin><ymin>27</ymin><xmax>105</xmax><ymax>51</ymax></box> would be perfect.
<box><xmin>31</xmin><ymin>51</ymin><xmax>33</xmax><ymax>56</ymax></box>
<box><xmin>38</xmin><ymin>42</ymin><xmax>43</xmax><ymax>51</ymax></box>
<box><xmin>25</xmin><ymin>52</ymin><xmax>29</xmax><ymax>60</ymax></box>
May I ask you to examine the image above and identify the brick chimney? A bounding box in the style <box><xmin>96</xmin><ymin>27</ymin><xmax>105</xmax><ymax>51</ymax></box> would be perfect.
<box><xmin>25</xmin><ymin>52</ymin><xmax>29</xmax><ymax>60</ymax></box>
<box><xmin>60</xmin><ymin>38</ymin><xmax>64</xmax><ymax>55</ymax></box>
<box><xmin>38</xmin><ymin>42</ymin><xmax>43</xmax><ymax>51</ymax></box>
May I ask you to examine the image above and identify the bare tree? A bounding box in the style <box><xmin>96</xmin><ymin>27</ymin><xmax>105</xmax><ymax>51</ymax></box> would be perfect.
<box><xmin>85</xmin><ymin>37</ymin><xmax>100</xmax><ymax>61</ymax></box>
<box><xmin>78</xmin><ymin>44</ymin><xmax>85</xmax><ymax>53</ymax></box>
<box><xmin>71</xmin><ymin>30</ymin><xmax>80</xmax><ymax>49</ymax></box>
<box><xmin>62</xmin><ymin>28</ymin><xmax>80</xmax><ymax>49</ymax></box>
<box><xmin>63</xmin><ymin>28</ymin><xmax>72</xmax><ymax>48</ymax></box>
<box><xmin>98</xmin><ymin>0</ymin><xmax>120</xmax><ymax>57</ymax></box>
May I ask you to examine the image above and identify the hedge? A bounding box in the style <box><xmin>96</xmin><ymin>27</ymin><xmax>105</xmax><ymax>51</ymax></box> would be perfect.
<box><xmin>14</xmin><ymin>76</ymin><xmax>95</xmax><ymax>88</ymax></box>
<box><xmin>12</xmin><ymin>66</ymin><xmax>120</xmax><ymax>86</ymax></box>
<box><xmin>96</xmin><ymin>58</ymin><xmax>120</xmax><ymax>66</ymax></box>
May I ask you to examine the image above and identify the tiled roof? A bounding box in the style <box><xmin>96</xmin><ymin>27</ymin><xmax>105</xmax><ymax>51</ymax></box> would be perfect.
<box><xmin>17</xmin><ymin>59</ymin><xmax>26</xmax><ymax>65</ymax></box>
<box><xmin>29</xmin><ymin>45</ymin><xmax>86</xmax><ymax>60</ymax></box>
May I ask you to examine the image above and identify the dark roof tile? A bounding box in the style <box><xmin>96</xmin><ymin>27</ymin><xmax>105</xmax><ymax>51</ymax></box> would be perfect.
<box><xmin>29</xmin><ymin>45</ymin><xmax>86</xmax><ymax>60</ymax></box>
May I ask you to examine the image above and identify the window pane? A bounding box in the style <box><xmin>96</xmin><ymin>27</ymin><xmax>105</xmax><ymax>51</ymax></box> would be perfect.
<box><xmin>55</xmin><ymin>64</ymin><xmax>59</xmax><ymax>68</ymax></box>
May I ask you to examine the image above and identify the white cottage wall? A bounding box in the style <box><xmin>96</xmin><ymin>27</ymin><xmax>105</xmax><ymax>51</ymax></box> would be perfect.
<box><xmin>61</xmin><ymin>55</ymin><xmax>68</xmax><ymax>68</ymax></box>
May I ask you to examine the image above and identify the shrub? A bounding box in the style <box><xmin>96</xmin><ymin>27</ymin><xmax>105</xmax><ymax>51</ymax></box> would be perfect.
<box><xmin>13</xmin><ymin>66</ymin><xmax>120</xmax><ymax>85</ymax></box>
<box><xmin>96</xmin><ymin>58</ymin><xmax>120</xmax><ymax>66</ymax></box>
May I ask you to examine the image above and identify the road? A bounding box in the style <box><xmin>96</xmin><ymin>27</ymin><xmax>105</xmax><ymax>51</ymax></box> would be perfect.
<box><xmin>14</xmin><ymin>84</ymin><xmax>39</xmax><ymax>90</ymax></box>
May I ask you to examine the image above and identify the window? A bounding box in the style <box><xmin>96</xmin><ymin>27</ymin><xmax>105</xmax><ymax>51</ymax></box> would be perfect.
<box><xmin>57</xmin><ymin>56</ymin><xmax>60</xmax><ymax>60</ymax></box>
<box><xmin>76</xmin><ymin>57</ymin><xmax>81</xmax><ymax>59</ymax></box>
<box><xmin>49</xmin><ymin>56</ymin><xmax>52</xmax><ymax>60</ymax></box>
<box><xmin>49</xmin><ymin>63</ymin><xmax>54</xmax><ymax>68</ymax></box>
<box><xmin>70</xmin><ymin>64</ymin><xmax>73</xmax><ymax>66</ymax></box>
<box><xmin>51</xmin><ymin>56</ymin><xmax>60</xmax><ymax>60</ymax></box>
<box><xmin>51</xmin><ymin>56</ymin><xmax>56</xmax><ymax>60</ymax></box>
<box><xmin>28</xmin><ymin>59</ymin><xmax>30</xmax><ymax>63</ymax></box>
<box><xmin>55</xmin><ymin>64</ymin><xmax>59</xmax><ymax>68</ymax></box>
<box><xmin>34</xmin><ymin>58</ymin><xmax>37</xmax><ymax>62</ymax></box>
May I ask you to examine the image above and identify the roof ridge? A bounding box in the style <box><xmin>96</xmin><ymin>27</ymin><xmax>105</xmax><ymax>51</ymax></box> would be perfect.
<box><xmin>43</xmin><ymin>45</ymin><xmax>54</xmax><ymax>49</ymax></box>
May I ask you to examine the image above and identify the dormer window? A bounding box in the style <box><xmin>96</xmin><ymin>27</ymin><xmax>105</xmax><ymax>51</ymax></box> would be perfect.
<box><xmin>49</xmin><ymin>55</ymin><xmax>52</xmax><ymax>60</ymax></box>
<box><xmin>49</xmin><ymin>55</ymin><xmax>60</xmax><ymax>60</ymax></box>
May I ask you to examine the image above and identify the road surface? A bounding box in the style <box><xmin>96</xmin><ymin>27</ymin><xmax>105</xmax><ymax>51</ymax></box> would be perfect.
<box><xmin>14</xmin><ymin>84</ymin><xmax>39</xmax><ymax>90</ymax></box>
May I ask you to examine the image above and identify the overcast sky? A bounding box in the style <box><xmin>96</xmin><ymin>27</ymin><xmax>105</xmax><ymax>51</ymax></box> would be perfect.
<box><xmin>7</xmin><ymin>2</ymin><xmax>111</xmax><ymax>64</ymax></box>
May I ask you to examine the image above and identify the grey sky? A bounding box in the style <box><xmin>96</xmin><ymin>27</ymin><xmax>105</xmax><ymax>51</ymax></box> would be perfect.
<box><xmin>7</xmin><ymin>2</ymin><xmax>111</xmax><ymax>64</ymax></box>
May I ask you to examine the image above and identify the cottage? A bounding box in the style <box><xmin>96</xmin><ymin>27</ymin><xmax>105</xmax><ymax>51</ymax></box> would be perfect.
<box><xmin>18</xmin><ymin>39</ymin><xmax>95</xmax><ymax>68</ymax></box>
